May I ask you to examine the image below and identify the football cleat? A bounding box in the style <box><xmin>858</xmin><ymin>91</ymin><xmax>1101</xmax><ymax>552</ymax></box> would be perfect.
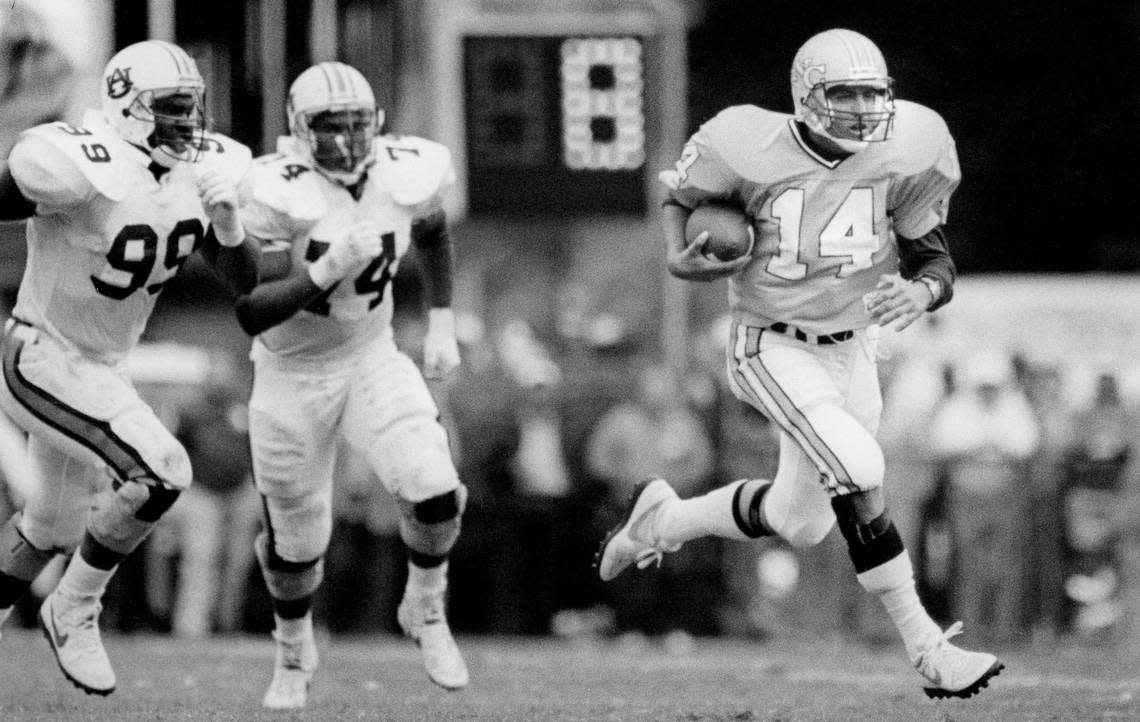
<box><xmin>38</xmin><ymin>591</ymin><xmax>116</xmax><ymax>696</ymax></box>
<box><xmin>913</xmin><ymin>621</ymin><xmax>1004</xmax><ymax>699</ymax></box>
<box><xmin>262</xmin><ymin>630</ymin><xmax>319</xmax><ymax>710</ymax></box>
<box><xmin>398</xmin><ymin>588</ymin><xmax>468</xmax><ymax>690</ymax></box>
<box><xmin>594</xmin><ymin>478</ymin><xmax>682</xmax><ymax>582</ymax></box>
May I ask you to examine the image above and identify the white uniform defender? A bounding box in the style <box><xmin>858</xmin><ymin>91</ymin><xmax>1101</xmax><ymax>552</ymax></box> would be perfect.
<box><xmin>236</xmin><ymin>61</ymin><xmax>468</xmax><ymax>710</ymax></box>
<box><xmin>0</xmin><ymin>39</ymin><xmax>257</xmax><ymax>696</ymax></box>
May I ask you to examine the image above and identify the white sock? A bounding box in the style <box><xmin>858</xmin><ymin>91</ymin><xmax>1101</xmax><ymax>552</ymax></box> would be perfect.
<box><xmin>856</xmin><ymin>553</ymin><xmax>941</xmax><ymax>659</ymax></box>
<box><xmin>657</xmin><ymin>479</ymin><xmax>755</xmax><ymax>547</ymax></box>
<box><xmin>275</xmin><ymin>611</ymin><xmax>313</xmax><ymax>641</ymax></box>
<box><xmin>407</xmin><ymin>561</ymin><xmax>447</xmax><ymax>596</ymax></box>
<box><xmin>55</xmin><ymin>553</ymin><xmax>114</xmax><ymax>603</ymax></box>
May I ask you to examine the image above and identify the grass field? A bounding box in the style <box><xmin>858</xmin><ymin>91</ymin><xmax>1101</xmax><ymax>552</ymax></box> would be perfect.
<box><xmin>0</xmin><ymin>627</ymin><xmax>1137</xmax><ymax>721</ymax></box>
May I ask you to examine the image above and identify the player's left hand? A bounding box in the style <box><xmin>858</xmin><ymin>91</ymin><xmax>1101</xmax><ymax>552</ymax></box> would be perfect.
<box><xmin>423</xmin><ymin>307</ymin><xmax>461</xmax><ymax>379</ymax></box>
<box><xmin>863</xmin><ymin>273</ymin><xmax>932</xmax><ymax>331</ymax></box>
<box><xmin>667</xmin><ymin>232</ymin><xmax>752</xmax><ymax>281</ymax></box>
<box><xmin>196</xmin><ymin>167</ymin><xmax>245</xmax><ymax>247</ymax></box>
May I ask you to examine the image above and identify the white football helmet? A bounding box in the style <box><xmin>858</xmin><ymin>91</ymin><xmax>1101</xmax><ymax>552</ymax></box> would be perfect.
<box><xmin>100</xmin><ymin>40</ymin><xmax>207</xmax><ymax>166</ymax></box>
<box><xmin>790</xmin><ymin>29</ymin><xmax>895</xmax><ymax>153</ymax></box>
<box><xmin>287</xmin><ymin>62</ymin><xmax>383</xmax><ymax>186</ymax></box>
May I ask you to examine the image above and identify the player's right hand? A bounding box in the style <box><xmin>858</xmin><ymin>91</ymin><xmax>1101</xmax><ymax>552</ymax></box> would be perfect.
<box><xmin>308</xmin><ymin>221</ymin><xmax>382</xmax><ymax>288</ymax></box>
<box><xmin>667</xmin><ymin>231</ymin><xmax>751</xmax><ymax>281</ymax></box>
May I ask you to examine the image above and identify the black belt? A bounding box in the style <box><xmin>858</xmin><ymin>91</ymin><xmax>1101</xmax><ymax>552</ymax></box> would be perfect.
<box><xmin>768</xmin><ymin>322</ymin><xmax>854</xmax><ymax>346</ymax></box>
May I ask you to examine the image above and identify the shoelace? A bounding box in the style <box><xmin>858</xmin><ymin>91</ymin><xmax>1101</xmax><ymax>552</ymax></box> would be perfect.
<box><xmin>930</xmin><ymin>621</ymin><xmax>964</xmax><ymax>649</ymax></box>
<box><xmin>633</xmin><ymin>541</ymin><xmax>681</xmax><ymax>570</ymax></box>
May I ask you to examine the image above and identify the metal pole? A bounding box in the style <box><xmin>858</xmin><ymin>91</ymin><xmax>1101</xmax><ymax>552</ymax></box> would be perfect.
<box><xmin>147</xmin><ymin>0</ymin><xmax>176</xmax><ymax>41</ymax></box>
<box><xmin>260</xmin><ymin>0</ymin><xmax>287</xmax><ymax>154</ymax></box>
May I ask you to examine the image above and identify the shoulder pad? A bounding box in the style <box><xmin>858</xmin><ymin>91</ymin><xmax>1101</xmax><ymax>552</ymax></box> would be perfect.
<box><xmin>702</xmin><ymin>106</ymin><xmax>788</xmax><ymax>160</ymax></box>
<box><xmin>244</xmin><ymin>152</ymin><xmax>327</xmax><ymax>237</ymax></box>
<box><xmin>373</xmin><ymin>135</ymin><xmax>455</xmax><ymax>209</ymax></box>
<box><xmin>195</xmin><ymin>132</ymin><xmax>253</xmax><ymax>187</ymax></box>
<box><xmin>19</xmin><ymin>120</ymin><xmax>133</xmax><ymax>202</ymax></box>
<box><xmin>886</xmin><ymin>101</ymin><xmax>954</xmax><ymax>175</ymax></box>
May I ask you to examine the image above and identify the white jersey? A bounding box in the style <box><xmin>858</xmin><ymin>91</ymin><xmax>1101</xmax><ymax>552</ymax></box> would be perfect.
<box><xmin>8</xmin><ymin>109</ymin><xmax>251</xmax><ymax>362</ymax></box>
<box><xmin>242</xmin><ymin>134</ymin><xmax>455</xmax><ymax>364</ymax></box>
<box><xmin>662</xmin><ymin>100</ymin><xmax>960</xmax><ymax>335</ymax></box>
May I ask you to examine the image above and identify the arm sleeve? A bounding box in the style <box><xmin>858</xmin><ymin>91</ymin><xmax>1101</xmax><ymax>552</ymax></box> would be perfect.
<box><xmin>888</xmin><ymin>136</ymin><xmax>961</xmax><ymax>240</ymax></box>
<box><xmin>199</xmin><ymin>226</ymin><xmax>260</xmax><ymax>296</ymax></box>
<box><xmin>896</xmin><ymin>225</ymin><xmax>956</xmax><ymax>310</ymax></box>
<box><xmin>0</xmin><ymin>163</ymin><xmax>35</xmax><ymax>220</ymax></box>
<box><xmin>232</xmin><ymin>236</ymin><xmax>325</xmax><ymax>337</ymax></box>
<box><xmin>411</xmin><ymin>209</ymin><xmax>453</xmax><ymax>308</ymax></box>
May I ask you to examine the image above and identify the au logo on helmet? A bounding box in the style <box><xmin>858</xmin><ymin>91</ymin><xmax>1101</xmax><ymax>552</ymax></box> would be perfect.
<box><xmin>106</xmin><ymin>67</ymin><xmax>133</xmax><ymax>100</ymax></box>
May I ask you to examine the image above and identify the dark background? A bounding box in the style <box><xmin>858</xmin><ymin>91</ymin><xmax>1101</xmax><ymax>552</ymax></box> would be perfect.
<box><xmin>110</xmin><ymin>0</ymin><xmax>1140</xmax><ymax>274</ymax></box>
<box><xmin>687</xmin><ymin>0</ymin><xmax>1140</xmax><ymax>273</ymax></box>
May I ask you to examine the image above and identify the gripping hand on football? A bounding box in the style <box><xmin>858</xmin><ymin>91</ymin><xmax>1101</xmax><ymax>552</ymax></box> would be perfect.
<box><xmin>308</xmin><ymin>221</ymin><xmax>382</xmax><ymax>289</ymax></box>
<box><xmin>863</xmin><ymin>273</ymin><xmax>933</xmax><ymax>331</ymax></box>
<box><xmin>197</xmin><ymin>168</ymin><xmax>245</xmax><ymax>247</ymax></box>
<box><xmin>423</xmin><ymin>307</ymin><xmax>461</xmax><ymax>379</ymax></box>
<box><xmin>667</xmin><ymin>231</ymin><xmax>752</xmax><ymax>281</ymax></box>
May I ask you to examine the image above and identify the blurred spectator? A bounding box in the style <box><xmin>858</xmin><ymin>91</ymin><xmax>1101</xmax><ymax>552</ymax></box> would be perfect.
<box><xmin>586</xmin><ymin>362</ymin><xmax>718</xmax><ymax>636</ymax></box>
<box><xmin>145</xmin><ymin>383</ymin><xmax>259</xmax><ymax>637</ymax></box>
<box><xmin>1019</xmin><ymin>362</ymin><xmax>1075</xmax><ymax>640</ymax></box>
<box><xmin>1057</xmin><ymin>371</ymin><xmax>1138</xmax><ymax>640</ymax></box>
<box><xmin>0</xmin><ymin>1</ymin><xmax>76</xmax><ymax>159</ymax></box>
<box><xmin>929</xmin><ymin>352</ymin><xmax>1040</xmax><ymax>643</ymax></box>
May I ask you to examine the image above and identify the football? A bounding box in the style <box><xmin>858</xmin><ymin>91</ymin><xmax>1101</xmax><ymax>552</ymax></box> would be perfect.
<box><xmin>685</xmin><ymin>202</ymin><xmax>754</xmax><ymax>262</ymax></box>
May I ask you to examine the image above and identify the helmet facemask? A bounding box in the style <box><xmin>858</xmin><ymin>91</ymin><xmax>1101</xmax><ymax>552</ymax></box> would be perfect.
<box><xmin>295</xmin><ymin>107</ymin><xmax>377</xmax><ymax>186</ymax></box>
<box><xmin>128</xmin><ymin>87</ymin><xmax>208</xmax><ymax>165</ymax></box>
<box><xmin>803</xmin><ymin>79</ymin><xmax>895</xmax><ymax>151</ymax></box>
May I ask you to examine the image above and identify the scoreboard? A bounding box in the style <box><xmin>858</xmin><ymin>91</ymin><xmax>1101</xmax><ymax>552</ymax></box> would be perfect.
<box><xmin>423</xmin><ymin>0</ymin><xmax>687</xmax><ymax>220</ymax></box>
<box><xmin>464</xmin><ymin>35</ymin><xmax>646</xmax><ymax>215</ymax></box>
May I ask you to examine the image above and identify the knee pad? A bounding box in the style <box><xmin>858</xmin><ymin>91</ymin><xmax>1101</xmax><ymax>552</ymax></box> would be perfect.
<box><xmin>254</xmin><ymin>531</ymin><xmax>324</xmax><ymax>602</ymax></box>
<box><xmin>831</xmin><ymin>493</ymin><xmax>905</xmax><ymax>574</ymax></box>
<box><xmin>88</xmin><ymin>480</ymin><xmax>181</xmax><ymax>555</ymax></box>
<box><xmin>399</xmin><ymin>485</ymin><xmax>467</xmax><ymax>561</ymax></box>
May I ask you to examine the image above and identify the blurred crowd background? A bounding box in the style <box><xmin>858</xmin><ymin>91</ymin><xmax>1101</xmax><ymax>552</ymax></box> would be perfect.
<box><xmin>1</xmin><ymin>0</ymin><xmax>1140</xmax><ymax>658</ymax></box>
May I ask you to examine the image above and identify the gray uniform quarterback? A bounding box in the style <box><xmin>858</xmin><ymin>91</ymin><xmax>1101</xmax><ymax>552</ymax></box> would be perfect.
<box><xmin>598</xmin><ymin>28</ymin><xmax>1004</xmax><ymax>702</ymax></box>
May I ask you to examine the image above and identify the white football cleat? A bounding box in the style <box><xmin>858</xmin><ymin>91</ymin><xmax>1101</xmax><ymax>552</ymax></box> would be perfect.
<box><xmin>594</xmin><ymin>479</ymin><xmax>681</xmax><ymax>582</ymax></box>
<box><xmin>38</xmin><ymin>591</ymin><xmax>116</xmax><ymax>696</ymax></box>
<box><xmin>398</xmin><ymin>588</ymin><xmax>468</xmax><ymax>690</ymax></box>
<box><xmin>913</xmin><ymin>621</ymin><xmax>1004</xmax><ymax>699</ymax></box>
<box><xmin>262</xmin><ymin>631</ymin><xmax>319</xmax><ymax>710</ymax></box>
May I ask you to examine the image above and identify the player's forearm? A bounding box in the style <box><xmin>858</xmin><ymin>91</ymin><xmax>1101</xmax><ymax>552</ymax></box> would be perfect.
<box><xmin>412</xmin><ymin>210</ymin><xmax>454</xmax><ymax>307</ymax></box>
<box><xmin>896</xmin><ymin>226</ymin><xmax>955</xmax><ymax>310</ymax></box>
<box><xmin>662</xmin><ymin>200</ymin><xmax>697</xmax><ymax>278</ymax></box>
<box><xmin>201</xmin><ymin>228</ymin><xmax>260</xmax><ymax>295</ymax></box>
<box><xmin>234</xmin><ymin>273</ymin><xmax>323</xmax><ymax>336</ymax></box>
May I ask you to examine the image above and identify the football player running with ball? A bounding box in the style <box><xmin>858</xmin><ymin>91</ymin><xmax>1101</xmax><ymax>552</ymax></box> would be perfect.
<box><xmin>597</xmin><ymin>28</ymin><xmax>1003</xmax><ymax>699</ymax></box>
<box><xmin>0</xmin><ymin>40</ymin><xmax>259</xmax><ymax>695</ymax></box>
<box><xmin>234</xmin><ymin>62</ymin><xmax>468</xmax><ymax>710</ymax></box>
